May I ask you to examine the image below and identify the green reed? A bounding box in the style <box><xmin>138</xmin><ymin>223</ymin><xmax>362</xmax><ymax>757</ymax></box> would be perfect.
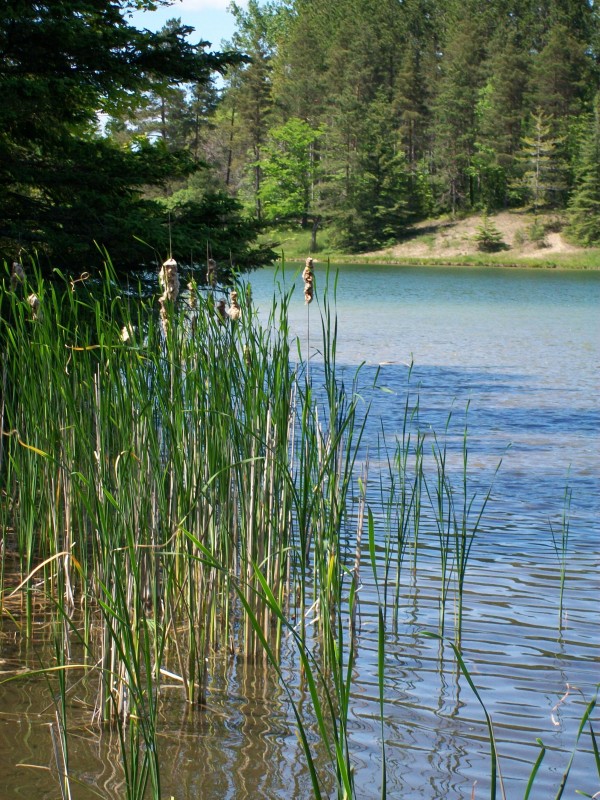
<box><xmin>550</xmin><ymin>479</ymin><xmax>572</xmax><ymax>631</ymax></box>
<box><xmin>0</xmin><ymin>256</ymin><xmax>369</xmax><ymax>796</ymax></box>
<box><xmin>426</xmin><ymin>406</ymin><xmax>500</xmax><ymax>646</ymax></box>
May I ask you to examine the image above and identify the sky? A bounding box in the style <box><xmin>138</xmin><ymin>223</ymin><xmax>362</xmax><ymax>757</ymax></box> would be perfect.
<box><xmin>127</xmin><ymin>0</ymin><xmax>246</xmax><ymax>48</ymax></box>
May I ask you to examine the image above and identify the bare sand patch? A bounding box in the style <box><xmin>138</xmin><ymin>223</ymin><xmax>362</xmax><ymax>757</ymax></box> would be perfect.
<box><xmin>363</xmin><ymin>211</ymin><xmax>584</xmax><ymax>261</ymax></box>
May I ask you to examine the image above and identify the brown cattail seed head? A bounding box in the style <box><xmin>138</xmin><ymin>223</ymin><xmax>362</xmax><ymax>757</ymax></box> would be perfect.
<box><xmin>207</xmin><ymin>258</ymin><xmax>217</xmax><ymax>287</ymax></box>
<box><xmin>159</xmin><ymin>257</ymin><xmax>179</xmax><ymax>304</ymax></box>
<box><xmin>10</xmin><ymin>261</ymin><xmax>25</xmax><ymax>291</ymax></box>
<box><xmin>216</xmin><ymin>298</ymin><xmax>227</xmax><ymax>324</ymax></box>
<box><xmin>158</xmin><ymin>296</ymin><xmax>169</xmax><ymax>335</ymax></box>
<box><xmin>187</xmin><ymin>280</ymin><xmax>197</xmax><ymax>309</ymax></box>
<box><xmin>302</xmin><ymin>257</ymin><xmax>314</xmax><ymax>304</ymax></box>
<box><xmin>227</xmin><ymin>290</ymin><xmax>241</xmax><ymax>321</ymax></box>
<box><xmin>120</xmin><ymin>324</ymin><xmax>134</xmax><ymax>342</ymax></box>
<box><xmin>27</xmin><ymin>293</ymin><xmax>41</xmax><ymax>320</ymax></box>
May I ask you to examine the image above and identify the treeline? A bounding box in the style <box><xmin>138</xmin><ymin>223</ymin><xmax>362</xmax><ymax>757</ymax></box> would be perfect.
<box><xmin>114</xmin><ymin>0</ymin><xmax>600</xmax><ymax>252</ymax></box>
<box><xmin>225</xmin><ymin>0</ymin><xmax>600</xmax><ymax>249</ymax></box>
<box><xmin>2</xmin><ymin>1</ymin><xmax>599</xmax><ymax>269</ymax></box>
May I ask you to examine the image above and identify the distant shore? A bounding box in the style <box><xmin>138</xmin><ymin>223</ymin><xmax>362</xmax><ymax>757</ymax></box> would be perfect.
<box><xmin>268</xmin><ymin>210</ymin><xmax>600</xmax><ymax>270</ymax></box>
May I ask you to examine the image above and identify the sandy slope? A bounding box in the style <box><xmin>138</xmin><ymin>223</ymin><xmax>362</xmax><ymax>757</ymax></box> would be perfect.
<box><xmin>364</xmin><ymin>210</ymin><xmax>583</xmax><ymax>260</ymax></box>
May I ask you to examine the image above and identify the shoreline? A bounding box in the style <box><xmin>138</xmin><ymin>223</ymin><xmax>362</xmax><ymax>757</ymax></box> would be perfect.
<box><xmin>280</xmin><ymin>254</ymin><xmax>599</xmax><ymax>270</ymax></box>
<box><xmin>266</xmin><ymin>210</ymin><xmax>600</xmax><ymax>270</ymax></box>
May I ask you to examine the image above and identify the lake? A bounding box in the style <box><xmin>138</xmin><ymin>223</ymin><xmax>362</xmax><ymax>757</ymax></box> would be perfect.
<box><xmin>1</xmin><ymin>263</ymin><xmax>598</xmax><ymax>799</ymax></box>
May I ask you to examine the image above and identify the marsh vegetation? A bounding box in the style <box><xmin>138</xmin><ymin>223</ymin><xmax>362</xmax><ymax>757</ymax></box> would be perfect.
<box><xmin>0</xmin><ymin>260</ymin><xmax>598</xmax><ymax>799</ymax></box>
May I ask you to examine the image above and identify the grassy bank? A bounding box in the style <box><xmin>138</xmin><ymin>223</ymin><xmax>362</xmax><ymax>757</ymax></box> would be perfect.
<box><xmin>262</xmin><ymin>211</ymin><xmax>600</xmax><ymax>269</ymax></box>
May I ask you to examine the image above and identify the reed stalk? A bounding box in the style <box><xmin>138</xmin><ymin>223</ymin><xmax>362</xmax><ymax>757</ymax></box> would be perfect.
<box><xmin>550</xmin><ymin>480</ymin><xmax>572</xmax><ymax>631</ymax></box>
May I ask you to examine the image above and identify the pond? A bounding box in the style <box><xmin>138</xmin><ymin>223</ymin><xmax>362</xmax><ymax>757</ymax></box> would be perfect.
<box><xmin>1</xmin><ymin>263</ymin><xmax>598</xmax><ymax>799</ymax></box>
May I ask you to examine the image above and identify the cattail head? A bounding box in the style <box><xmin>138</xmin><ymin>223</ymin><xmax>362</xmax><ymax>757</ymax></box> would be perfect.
<box><xmin>207</xmin><ymin>258</ymin><xmax>217</xmax><ymax>287</ymax></box>
<box><xmin>159</xmin><ymin>257</ymin><xmax>179</xmax><ymax>304</ymax></box>
<box><xmin>302</xmin><ymin>257</ymin><xmax>314</xmax><ymax>305</ymax></box>
<box><xmin>227</xmin><ymin>290</ymin><xmax>241</xmax><ymax>321</ymax></box>
<box><xmin>120</xmin><ymin>324</ymin><xmax>134</xmax><ymax>343</ymax></box>
<box><xmin>188</xmin><ymin>279</ymin><xmax>197</xmax><ymax>309</ymax></box>
<box><xmin>27</xmin><ymin>293</ymin><xmax>41</xmax><ymax>321</ymax></box>
<box><xmin>158</xmin><ymin>296</ymin><xmax>169</xmax><ymax>335</ymax></box>
<box><xmin>216</xmin><ymin>298</ymin><xmax>227</xmax><ymax>324</ymax></box>
<box><xmin>10</xmin><ymin>261</ymin><xmax>25</xmax><ymax>291</ymax></box>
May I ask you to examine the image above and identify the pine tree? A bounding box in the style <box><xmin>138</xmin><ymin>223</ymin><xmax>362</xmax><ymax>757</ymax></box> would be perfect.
<box><xmin>222</xmin><ymin>1</ymin><xmax>279</xmax><ymax>219</ymax></box>
<box><xmin>478</xmin><ymin>26</ymin><xmax>530</xmax><ymax>174</ymax></box>
<box><xmin>432</xmin><ymin>7</ymin><xmax>487</xmax><ymax>212</ymax></box>
<box><xmin>531</xmin><ymin>23</ymin><xmax>591</xmax><ymax>125</ymax></box>
<box><xmin>568</xmin><ymin>95</ymin><xmax>600</xmax><ymax>245</ymax></box>
<box><xmin>514</xmin><ymin>109</ymin><xmax>567</xmax><ymax>211</ymax></box>
<box><xmin>0</xmin><ymin>1</ymin><xmax>241</xmax><ymax>269</ymax></box>
<box><xmin>331</xmin><ymin>90</ymin><xmax>410</xmax><ymax>250</ymax></box>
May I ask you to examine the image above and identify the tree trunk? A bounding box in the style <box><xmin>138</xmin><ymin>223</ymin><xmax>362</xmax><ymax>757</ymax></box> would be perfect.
<box><xmin>310</xmin><ymin>216</ymin><xmax>321</xmax><ymax>253</ymax></box>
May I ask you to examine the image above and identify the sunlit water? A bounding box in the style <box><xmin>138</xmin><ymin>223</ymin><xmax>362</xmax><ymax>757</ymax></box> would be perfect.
<box><xmin>1</xmin><ymin>264</ymin><xmax>598</xmax><ymax>799</ymax></box>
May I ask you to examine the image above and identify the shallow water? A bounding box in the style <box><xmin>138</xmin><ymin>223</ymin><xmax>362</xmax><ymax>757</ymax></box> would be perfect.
<box><xmin>1</xmin><ymin>264</ymin><xmax>599</xmax><ymax>798</ymax></box>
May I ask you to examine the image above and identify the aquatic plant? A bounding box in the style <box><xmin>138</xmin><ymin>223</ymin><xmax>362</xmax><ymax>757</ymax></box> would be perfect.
<box><xmin>0</xmin><ymin>257</ymin><xmax>595</xmax><ymax>800</ymax></box>
<box><xmin>550</xmin><ymin>479</ymin><xmax>573</xmax><ymax>630</ymax></box>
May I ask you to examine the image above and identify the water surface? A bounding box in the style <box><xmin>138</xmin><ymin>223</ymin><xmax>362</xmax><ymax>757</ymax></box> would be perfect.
<box><xmin>1</xmin><ymin>264</ymin><xmax>598</xmax><ymax>798</ymax></box>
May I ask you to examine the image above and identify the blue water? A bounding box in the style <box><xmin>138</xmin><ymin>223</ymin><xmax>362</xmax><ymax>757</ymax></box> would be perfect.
<box><xmin>242</xmin><ymin>263</ymin><xmax>600</xmax><ymax>798</ymax></box>
<box><xmin>249</xmin><ymin>264</ymin><xmax>600</xmax><ymax>536</ymax></box>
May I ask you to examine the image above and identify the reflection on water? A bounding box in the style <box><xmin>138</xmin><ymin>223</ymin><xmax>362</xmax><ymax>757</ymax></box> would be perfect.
<box><xmin>1</xmin><ymin>265</ymin><xmax>598</xmax><ymax>798</ymax></box>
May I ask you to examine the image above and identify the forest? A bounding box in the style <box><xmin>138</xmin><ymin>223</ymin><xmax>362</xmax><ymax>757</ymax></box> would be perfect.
<box><xmin>1</xmin><ymin>0</ymin><xmax>599</xmax><ymax>270</ymax></box>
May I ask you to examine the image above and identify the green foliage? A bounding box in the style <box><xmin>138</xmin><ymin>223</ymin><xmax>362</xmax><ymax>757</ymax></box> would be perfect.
<box><xmin>163</xmin><ymin>191</ymin><xmax>278</xmax><ymax>271</ymax></box>
<box><xmin>568</xmin><ymin>95</ymin><xmax>600</xmax><ymax>245</ymax></box>
<box><xmin>513</xmin><ymin>110</ymin><xmax>568</xmax><ymax>211</ymax></box>
<box><xmin>527</xmin><ymin>217</ymin><xmax>549</xmax><ymax>246</ymax></box>
<box><xmin>329</xmin><ymin>90</ymin><xmax>411</xmax><ymax>250</ymax></box>
<box><xmin>0</xmin><ymin>1</ymin><xmax>254</xmax><ymax>271</ymax></box>
<box><xmin>474</xmin><ymin>213</ymin><xmax>506</xmax><ymax>252</ymax></box>
<box><xmin>211</xmin><ymin>0</ymin><xmax>600</xmax><ymax>248</ymax></box>
<box><xmin>258</xmin><ymin>117</ymin><xmax>325</xmax><ymax>224</ymax></box>
<box><xmin>4</xmin><ymin>0</ymin><xmax>600</xmax><ymax>263</ymax></box>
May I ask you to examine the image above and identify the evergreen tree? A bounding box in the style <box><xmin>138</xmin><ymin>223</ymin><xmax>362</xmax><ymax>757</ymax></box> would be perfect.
<box><xmin>531</xmin><ymin>23</ymin><xmax>592</xmax><ymax>125</ymax></box>
<box><xmin>568</xmin><ymin>94</ymin><xmax>600</xmax><ymax>245</ymax></box>
<box><xmin>513</xmin><ymin>109</ymin><xmax>567</xmax><ymax>210</ymax></box>
<box><xmin>0</xmin><ymin>1</ymin><xmax>243</xmax><ymax>270</ymax></box>
<box><xmin>394</xmin><ymin>41</ymin><xmax>431</xmax><ymax>173</ymax></box>
<box><xmin>331</xmin><ymin>91</ymin><xmax>410</xmax><ymax>250</ymax></box>
<box><xmin>270</xmin><ymin>0</ymin><xmax>333</xmax><ymax>123</ymax></box>
<box><xmin>221</xmin><ymin>1</ymin><xmax>284</xmax><ymax>218</ymax></box>
<box><xmin>432</xmin><ymin>6</ymin><xmax>487</xmax><ymax>211</ymax></box>
<box><xmin>477</xmin><ymin>27</ymin><xmax>530</xmax><ymax>175</ymax></box>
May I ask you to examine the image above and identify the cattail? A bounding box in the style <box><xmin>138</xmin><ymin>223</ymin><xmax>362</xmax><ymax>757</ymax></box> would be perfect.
<box><xmin>302</xmin><ymin>257</ymin><xmax>314</xmax><ymax>304</ymax></box>
<box><xmin>216</xmin><ymin>298</ymin><xmax>227</xmax><ymax>324</ymax></box>
<box><xmin>158</xmin><ymin>257</ymin><xmax>180</xmax><ymax>304</ymax></box>
<box><xmin>227</xmin><ymin>290</ymin><xmax>241</xmax><ymax>321</ymax></box>
<box><xmin>158</xmin><ymin>296</ymin><xmax>169</xmax><ymax>335</ymax></box>
<box><xmin>244</xmin><ymin>344</ymin><xmax>251</xmax><ymax>367</ymax></box>
<box><xmin>188</xmin><ymin>279</ymin><xmax>198</xmax><ymax>309</ymax></box>
<box><xmin>120</xmin><ymin>324</ymin><xmax>134</xmax><ymax>342</ymax></box>
<box><xmin>207</xmin><ymin>258</ymin><xmax>217</xmax><ymax>288</ymax></box>
<box><xmin>158</xmin><ymin>257</ymin><xmax>179</xmax><ymax>336</ymax></box>
<box><xmin>27</xmin><ymin>293</ymin><xmax>41</xmax><ymax>321</ymax></box>
<box><xmin>10</xmin><ymin>261</ymin><xmax>25</xmax><ymax>291</ymax></box>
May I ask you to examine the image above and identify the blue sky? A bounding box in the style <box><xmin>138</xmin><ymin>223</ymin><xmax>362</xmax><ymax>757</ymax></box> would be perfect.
<box><xmin>127</xmin><ymin>0</ymin><xmax>246</xmax><ymax>48</ymax></box>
